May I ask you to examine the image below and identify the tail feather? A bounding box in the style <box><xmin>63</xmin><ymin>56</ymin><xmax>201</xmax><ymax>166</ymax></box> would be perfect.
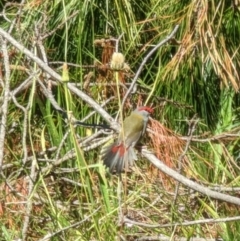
<box><xmin>115</xmin><ymin>153</ymin><xmax>125</xmax><ymax>173</ymax></box>
<box><xmin>101</xmin><ymin>143</ymin><xmax>120</xmax><ymax>172</ymax></box>
<box><xmin>102</xmin><ymin>142</ymin><xmax>138</xmax><ymax>173</ymax></box>
<box><xmin>127</xmin><ymin>146</ymin><xmax>138</xmax><ymax>165</ymax></box>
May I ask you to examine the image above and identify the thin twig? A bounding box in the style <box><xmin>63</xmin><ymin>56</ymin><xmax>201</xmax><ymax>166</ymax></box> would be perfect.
<box><xmin>142</xmin><ymin>148</ymin><xmax>240</xmax><ymax>206</ymax></box>
<box><xmin>124</xmin><ymin>215</ymin><xmax>240</xmax><ymax>228</ymax></box>
<box><xmin>0</xmin><ymin>36</ymin><xmax>11</xmax><ymax>172</ymax></box>
<box><xmin>76</xmin><ymin>96</ymin><xmax>115</xmax><ymax>123</ymax></box>
<box><xmin>41</xmin><ymin>135</ymin><xmax>113</xmax><ymax>175</ymax></box>
<box><xmin>21</xmin><ymin>158</ymin><xmax>38</xmax><ymax>241</ymax></box>
<box><xmin>111</xmin><ymin>33</ymin><xmax>124</xmax><ymax>52</ymax></box>
<box><xmin>173</xmin><ymin>115</ymin><xmax>199</xmax><ymax>204</ymax></box>
<box><xmin>136</xmin><ymin>236</ymin><xmax>218</xmax><ymax>241</ymax></box>
<box><xmin>121</xmin><ymin>25</ymin><xmax>180</xmax><ymax>108</ymax></box>
<box><xmin>180</xmin><ymin>133</ymin><xmax>240</xmax><ymax>142</ymax></box>
<box><xmin>0</xmin><ymin>27</ymin><xmax>117</xmax><ymax>127</ymax></box>
<box><xmin>0</xmin><ymin>27</ymin><xmax>61</xmax><ymax>81</ymax></box>
<box><xmin>0</xmin><ymin>36</ymin><xmax>24</xmax><ymax>203</ymax></box>
<box><xmin>22</xmin><ymin>106</ymin><xmax>29</xmax><ymax>165</ymax></box>
<box><xmin>67</xmin><ymin>83</ymin><xmax>116</xmax><ymax>126</ymax></box>
<box><xmin>11</xmin><ymin>72</ymin><xmax>37</xmax><ymax>96</ymax></box>
<box><xmin>22</xmin><ymin>73</ymin><xmax>39</xmax><ymax>241</ymax></box>
<box><xmin>36</xmin><ymin>77</ymin><xmax>65</xmax><ymax>113</ymax></box>
<box><xmin>7</xmin><ymin>0</ymin><xmax>26</xmax><ymax>34</ymax></box>
<box><xmin>41</xmin><ymin>11</ymin><xmax>79</xmax><ymax>40</ymax></box>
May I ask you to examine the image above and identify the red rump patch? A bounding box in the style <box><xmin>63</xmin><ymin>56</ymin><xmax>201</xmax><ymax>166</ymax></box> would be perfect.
<box><xmin>111</xmin><ymin>144</ymin><xmax>126</xmax><ymax>157</ymax></box>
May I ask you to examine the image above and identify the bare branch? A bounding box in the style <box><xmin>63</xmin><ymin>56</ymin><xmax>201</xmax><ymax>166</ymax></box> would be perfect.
<box><xmin>121</xmin><ymin>25</ymin><xmax>180</xmax><ymax>108</ymax></box>
<box><xmin>142</xmin><ymin>148</ymin><xmax>240</xmax><ymax>206</ymax></box>
<box><xmin>0</xmin><ymin>27</ymin><xmax>117</xmax><ymax>127</ymax></box>
<box><xmin>0</xmin><ymin>36</ymin><xmax>11</xmax><ymax>172</ymax></box>
<box><xmin>173</xmin><ymin>115</ymin><xmax>199</xmax><ymax>203</ymax></box>
<box><xmin>124</xmin><ymin>215</ymin><xmax>240</xmax><ymax>228</ymax></box>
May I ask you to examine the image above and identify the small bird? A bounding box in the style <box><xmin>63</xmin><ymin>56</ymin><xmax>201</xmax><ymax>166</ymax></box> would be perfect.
<box><xmin>102</xmin><ymin>106</ymin><xmax>153</xmax><ymax>173</ymax></box>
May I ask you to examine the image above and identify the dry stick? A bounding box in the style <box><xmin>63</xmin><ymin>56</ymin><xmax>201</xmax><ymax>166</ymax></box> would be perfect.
<box><xmin>136</xmin><ymin>236</ymin><xmax>218</xmax><ymax>241</ymax></box>
<box><xmin>38</xmin><ymin>76</ymin><xmax>114</xmax><ymax>160</ymax></box>
<box><xmin>36</xmin><ymin>78</ymin><xmax>66</xmax><ymax>114</ymax></box>
<box><xmin>11</xmin><ymin>94</ymin><xmax>29</xmax><ymax>165</ymax></box>
<box><xmin>0</xmin><ymin>28</ymin><xmax>60</xmax><ymax>80</ymax></box>
<box><xmin>0</xmin><ymin>36</ymin><xmax>11</xmax><ymax>172</ymax></box>
<box><xmin>0</xmin><ymin>28</ymin><xmax>34</xmax><ymax>240</ymax></box>
<box><xmin>34</xmin><ymin>21</ymin><xmax>53</xmax><ymax>96</ymax></box>
<box><xmin>11</xmin><ymin>72</ymin><xmax>37</xmax><ymax>96</ymax></box>
<box><xmin>22</xmin><ymin>76</ymin><xmax>40</xmax><ymax>240</ymax></box>
<box><xmin>22</xmin><ymin>153</ymin><xmax>38</xmax><ymax>241</ymax></box>
<box><xmin>0</xmin><ymin>35</ymin><xmax>25</xmax><ymax>212</ymax></box>
<box><xmin>1</xmin><ymin>147</ymin><xmax>58</xmax><ymax>171</ymax></box>
<box><xmin>40</xmin><ymin>135</ymin><xmax>112</xmax><ymax>176</ymax></box>
<box><xmin>38</xmin><ymin>80</ymin><xmax>112</xmax><ymax>163</ymax></box>
<box><xmin>142</xmin><ymin>148</ymin><xmax>240</xmax><ymax>206</ymax></box>
<box><xmin>67</xmin><ymin>83</ymin><xmax>116</xmax><ymax>127</ymax></box>
<box><xmin>173</xmin><ymin>116</ymin><xmax>199</xmax><ymax>204</ymax></box>
<box><xmin>0</xmin><ymin>27</ymin><xmax>115</xmax><ymax>127</ymax></box>
<box><xmin>12</xmin><ymin>72</ymin><xmax>40</xmax><ymax>165</ymax></box>
<box><xmin>121</xmin><ymin>24</ymin><xmax>180</xmax><ymax>109</ymax></box>
<box><xmin>0</xmin><ymin>44</ymin><xmax>29</xmax><ymax>200</ymax></box>
<box><xmin>208</xmin><ymin>186</ymin><xmax>240</xmax><ymax>192</ymax></box>
<box><xmin>7</xmin><ymin>0</ymin><xmax>26</xmax><ymax>34</ymax></box>
<box><xmin>124</xmin><ymin>215</ymin><xmax>240</xmax><ymax>229</ymax></box>
<box><xmin>34</xmin><ymin>22</ymin><xmax>50</xmax><ymax>67</ymax></box>
<box><xmin>111</xmin><ymin>33</ymin><xmax>124</xmax><ymax>53</ymax></box>
<box><xmin>180</xmin><ymin>133</ymin><xmax>240</xmax><ymax>142</ymax></box>
<box><xmin>77</xmin><ymin>96</ymin><xmax>115</xmax><ymax>123</ymax></box>
<box><xmin>2</xmin><ymin>131</ymin><xmax>105</xmax><ymax>189</ymax></box>
<box><xmin>41</xmin><ymin>11</ymin><xmax>79</xmax><ymax>40</ymax></box>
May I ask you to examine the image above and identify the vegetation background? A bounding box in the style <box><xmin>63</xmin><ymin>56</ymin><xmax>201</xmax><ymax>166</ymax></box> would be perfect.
<box><xmin>0</xmin><ymin>0</ymin><xmax>240</xmax><ymax>240</ymax></box>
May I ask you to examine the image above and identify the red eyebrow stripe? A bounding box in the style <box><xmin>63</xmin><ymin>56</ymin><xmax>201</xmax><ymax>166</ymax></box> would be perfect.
<box><xmin>138</xmin><ymin>106</ymin><xmax>154</xmax><ymax>113</ymax></box>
